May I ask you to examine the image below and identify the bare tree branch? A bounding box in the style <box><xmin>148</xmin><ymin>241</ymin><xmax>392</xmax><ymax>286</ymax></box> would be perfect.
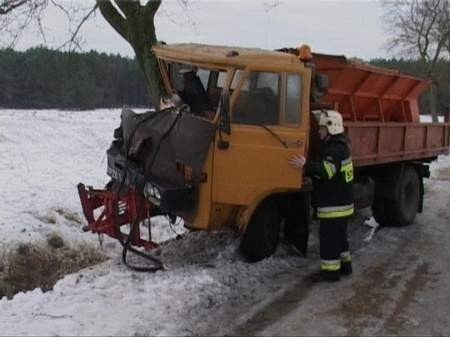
<box><xmin>59</xmin><ymin>4</ymin><xmax>98</xmax><ymax>51</ymax></box>
<box><xmin>115</xmin><ymin>0</ymin><xmax>140</xmax><ymax>19</ymax></box>
<box><xmin>144</xmin><ymin>0</ymin><xmax>162</xmax><ymax>17</ymax></box>
<box><xmin>0</xmin><ymin>0</ymin><xmax>180</xmax><ymax>107</ymax></box>
<box><xmin>0</xmin><ymin>0</ymin><xmax>29</xmax><ymax>15</ymax></box>
<box><xmin>0</xmin><ymin>0</ymin><xmax>100</xmax><ymax>52</ymax></box>
<box><xmin>382</xmin><ymin>0</ymin><xmax>450</xmax><ymax>119</ymax></box>
<box><xmin>97</xmin><ymin>0</ymin><xmax>128</xmax><ymax>41</ymax></box>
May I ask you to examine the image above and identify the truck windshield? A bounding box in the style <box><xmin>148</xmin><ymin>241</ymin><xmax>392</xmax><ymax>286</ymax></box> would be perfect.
<box><xmin>167</xmin><ymin>62</ymin><xmax>227</xmax><ymax>121</ymax></box>
<box><xmin>232</xmin><ymin>70</ymin><xmax>303</xmax><ymax>127</ymax></box>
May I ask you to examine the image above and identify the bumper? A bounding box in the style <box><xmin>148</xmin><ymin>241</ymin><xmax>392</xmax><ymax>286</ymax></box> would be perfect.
<box><xmin>107</xmin><ymin>147</ymin><xmax>194</xmax><ymax>213</ymax></box>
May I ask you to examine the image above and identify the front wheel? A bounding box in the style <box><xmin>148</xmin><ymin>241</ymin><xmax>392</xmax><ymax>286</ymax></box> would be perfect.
<box><xmin>240</xmin><ymin>198</ymin><xmax>281</xmax><ymax>262</ymax></box>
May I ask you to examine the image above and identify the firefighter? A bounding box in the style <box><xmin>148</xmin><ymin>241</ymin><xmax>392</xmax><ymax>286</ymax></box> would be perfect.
<box><xmin>289</xmin><ymin>110</ymin><xmax>354</xmax><ymax>282</ymax></box>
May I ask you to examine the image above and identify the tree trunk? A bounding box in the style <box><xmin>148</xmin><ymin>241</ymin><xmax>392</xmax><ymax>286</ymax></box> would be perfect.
<box><xmin>429</xmin><ymin>82</ymin><xmax>438</xmax><ymax>122</ymax></box>
<box><xmin>126</xmin><ymin>7</ymin><xmax>165</xmax><ymax>108</ymax></box>
<box><xmin>135</xmin><ymin>45</ymin><xmax>164</xmax><ymax>109</ymax></box>
<box><xmin>97</xmin><ymin>0</ymin><xmax>166</xmax><ymax>108</ymax></box>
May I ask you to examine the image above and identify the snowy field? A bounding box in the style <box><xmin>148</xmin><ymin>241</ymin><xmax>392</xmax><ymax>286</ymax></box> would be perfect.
<box><xmin>0</xmin><ymin>109</ymin><xmax>307</xmax><ymax>336</ymax></box>
<box><xmin>0</xmin><ymin>109</ymin><xmax>449</xmax><ymax>336</ymax></box>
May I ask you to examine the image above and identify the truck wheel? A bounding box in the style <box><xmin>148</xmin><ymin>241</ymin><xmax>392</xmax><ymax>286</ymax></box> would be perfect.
<box><xmin>391</xmin><ymin>166</ymin><xmax>420</xmax><ymax>226</ymax></box>
<box><xmin>372</xmin><ymin>166</ymin><xmax>420</xmax><ymax>227</ymax></box>
<box><xmin>371</xmin><ymin>195</ymin><xmax>389</xmax><ymax>227</ymax></box>
<box><xmin>240</xmin><ymin>198</ymin><xmax>281</xmax><ymax>262</ymax></box>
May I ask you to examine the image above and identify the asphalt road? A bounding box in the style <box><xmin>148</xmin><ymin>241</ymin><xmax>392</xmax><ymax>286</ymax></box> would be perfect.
<box><xmin>231</xmin><ymin>178</ymin><xmax>450</xmax><ymax>336</ymax></box>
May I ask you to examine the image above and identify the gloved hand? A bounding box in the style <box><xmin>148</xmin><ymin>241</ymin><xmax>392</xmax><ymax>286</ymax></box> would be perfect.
<box><xmin>289</xmin><ymin>154</ymin><xmax>306</xmax><ymax>169</ymax></box>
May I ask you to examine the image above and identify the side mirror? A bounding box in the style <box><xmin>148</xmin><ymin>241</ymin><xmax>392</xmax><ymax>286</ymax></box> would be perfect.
<box><xmin>315</xmin><ymin>74</ymin><xmax>329</xmax><ymax>93</ymax></box>
<box><xmin>219</xmin><ymin>91</ymin><xmax>231</xmax><ymax>135</ymax></box>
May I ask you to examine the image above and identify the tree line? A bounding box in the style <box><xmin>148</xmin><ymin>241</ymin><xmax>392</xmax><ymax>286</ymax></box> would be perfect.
<box><xmin>0</xmin><ymin>47</ymin><xmax>149</xmax><ymax>110</ymax></box>
<box><xmin>370</xmin><ymin>58</ymin><xmax>450</xmax><ymax>116</ymax></box>
<box><xmin>0</xmin><ymin>46</ymin><xmax>449</xmax><ymax>114</ymax></box>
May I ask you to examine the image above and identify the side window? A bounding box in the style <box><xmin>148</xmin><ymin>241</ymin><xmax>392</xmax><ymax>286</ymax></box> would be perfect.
<box><xmin>286</xmin><ymin>74</ymin><xmax>302</xmax><ymax>125</ymax></box>
<box><xmin>217</xmin><ymin>71</ymin><xmax>230</xmax><ymax>89</ymax></box>
<box><xmin>232</xmin><ymin>71</ymin><xmax>281</xmax><ymax>126</ymax></box>
<box><xmin>197</xmin><ymin>69</ymin><xmax>210</xmax><ymax>88</ymax></box>
<box><xmin>231</xmin><ymin>70</ymin><xmax>248</xmax><ymax>91</ymax></box>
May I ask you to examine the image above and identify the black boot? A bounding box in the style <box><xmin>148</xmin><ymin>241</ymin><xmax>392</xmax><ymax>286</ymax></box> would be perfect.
<box><xmin>306</xmin><ymin>270</ymin><xmax>340</xmax><ymax>283</ymax></box>
<box><xmin>321</xmin><ymin>269</ymin><xmax>341</xmax><ymax>282</ymax></box>
<box><xmin>340</xmin><ymin>261</ymin><xmax>352</xmax><ymax>275</ymax></box>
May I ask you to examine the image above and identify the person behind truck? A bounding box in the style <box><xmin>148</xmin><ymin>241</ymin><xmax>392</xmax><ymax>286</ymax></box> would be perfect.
<box><xmin>289</xmin><ymin>110</ymin><xmax>354</xmax><ymax>282</ymax></box>
<box><xmin>177</xmin><ymin>68</ymin><xmax>213</xmax><ymax>119</ymax></box>
<box><xmin>159</xmin><ymin>93</ymin><xmax>184</xmax><ymax>110</ymax></box>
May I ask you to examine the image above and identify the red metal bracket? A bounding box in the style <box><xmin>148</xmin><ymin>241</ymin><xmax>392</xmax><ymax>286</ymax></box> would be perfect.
<box><xmin>77</xmin><ymin>183</ymin><xmax>159</xmax><ymax>251</ymax></box>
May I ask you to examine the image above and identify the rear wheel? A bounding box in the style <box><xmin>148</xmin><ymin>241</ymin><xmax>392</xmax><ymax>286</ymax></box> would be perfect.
<box><xmin>371</xmin><ymin>195</ymin><xmax>388</xmax><ymax>226</ymax></box>
<box><xmin>392</xmin><ymin>165</ymin><xmax>420</xmax><ymax>226</ymax></box>
<box><xmin>240</xmin><ymin>198</ymin><xmax>281</xmax><ymax>262</ymax></box>
<box><xmin>372</xmin><ymin>165</ymin><xmax>420</xmax><ymax>227</ymax></box>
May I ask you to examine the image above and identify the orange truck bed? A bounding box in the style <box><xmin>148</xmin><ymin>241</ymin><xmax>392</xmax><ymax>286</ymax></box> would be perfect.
<box><xmin>313</xmin><ymin>53</ymin><xmax>450</xmax><ymax>166</ymax></box>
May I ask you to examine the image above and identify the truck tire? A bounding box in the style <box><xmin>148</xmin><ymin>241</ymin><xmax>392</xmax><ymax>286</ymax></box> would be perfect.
<box><xmin>391</xmin><ymin>165</ymin><xmax>420</xmax><ymax>226</ymax></box>
<box><xmin>371</xmin><ymin>196</ymin><xmax>389</xmax><ymax>226</ymax></box>
<box><xmin>372</xmin><ymin>165</ymin><xmax>420</xmax><ymax>227</ymax></box>
<box><xmin>240</xmin><ymin>198</ymin><xmax>281</xmax><ymax>262</ymax></box>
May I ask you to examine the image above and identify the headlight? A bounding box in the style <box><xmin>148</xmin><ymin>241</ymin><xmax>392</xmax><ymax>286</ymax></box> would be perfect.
<box><xmin>144</xmin><ymin>183</ymin><xmax>162</xmax><ymax>203</ymax></box>
<box><xmin>144</xmin><ymin>183</ymin><xmax>153</xmax><ymax>198</ymax></box>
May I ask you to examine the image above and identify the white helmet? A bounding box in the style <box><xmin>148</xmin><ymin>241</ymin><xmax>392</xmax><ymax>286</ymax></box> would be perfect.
<box><xmin>312</xmin><ymin>109</ymin><xmax>344</xmax><ymax>135</ymax></box>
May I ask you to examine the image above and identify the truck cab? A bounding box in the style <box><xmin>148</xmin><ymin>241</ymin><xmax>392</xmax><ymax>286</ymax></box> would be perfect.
<box><xmin>153</xmin><ymin>44</ymin><xmax>313</xmax><ymax>250</ymax></box>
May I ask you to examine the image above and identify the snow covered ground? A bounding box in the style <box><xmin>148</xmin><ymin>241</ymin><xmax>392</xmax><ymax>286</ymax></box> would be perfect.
<box><xmin>0</xmin><ymin>109</ymin><xmax>449</xmax><ymax>336</ymax></box>
<box><xmin>0</xmin><ymin>109</ymin><xmax>306</xmax><ymax>336</ymax></box>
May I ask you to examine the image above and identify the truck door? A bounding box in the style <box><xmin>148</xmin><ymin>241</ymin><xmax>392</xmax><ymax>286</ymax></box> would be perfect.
<box><xmin>212</xmin><ymin>66</ymin><xmax>311</xmax><ymax>207</ymax></box>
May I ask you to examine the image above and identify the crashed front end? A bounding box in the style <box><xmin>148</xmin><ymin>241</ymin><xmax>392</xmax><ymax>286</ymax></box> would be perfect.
<box><xmin>78</xmin><ymin>106</ymin><xmax>216</xmax><ymax>263</ymax></box>
<box><xmin>107</xmin><ymin>107</ymin><xmax>215</xmax><ymax>214</ymax></box>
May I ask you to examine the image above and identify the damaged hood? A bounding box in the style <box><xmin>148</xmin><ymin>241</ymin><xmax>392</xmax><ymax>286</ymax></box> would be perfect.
<box><xmin>110</xmin><ymin>108</ymin><xmax>216</xmax><ymax>188</ymax></box>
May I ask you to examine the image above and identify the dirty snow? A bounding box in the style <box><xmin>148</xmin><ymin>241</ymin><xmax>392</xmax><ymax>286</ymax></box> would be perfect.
<box><xmin>0</xmin><ymin>109</ymin><xmax>449</xmax><ymax>336</ymax></box>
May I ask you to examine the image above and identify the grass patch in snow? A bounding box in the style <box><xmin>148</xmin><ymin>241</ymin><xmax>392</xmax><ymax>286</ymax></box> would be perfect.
<box><xmin>33</xmin><ymin>208</ymin><xmax>83</xmax><ymax>226</ymax></box>
<box><xmin>35</xmin><ymin>212</ymin><xmax>57</xmax><ymax>224</ymax></box>
<box><xmin>47</xmin><ymin>233</ymin><xmax>65</xmax><ymax>249</ymax></box>
<box><xmin>0</xmin><ymin>239</ymin><xmax>107</xmax><ymax>299</ymax></box>
<box><xmin>55</xmin><ymin>207</ymin><xmax>83</xmax><ymax>224</ymax></box>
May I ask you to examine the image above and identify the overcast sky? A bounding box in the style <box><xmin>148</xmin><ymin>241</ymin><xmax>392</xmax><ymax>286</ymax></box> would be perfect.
<box><xmin>13</xmin><ymin>0</ymin><xmax>390</xmax><ymax>61</ymax></box>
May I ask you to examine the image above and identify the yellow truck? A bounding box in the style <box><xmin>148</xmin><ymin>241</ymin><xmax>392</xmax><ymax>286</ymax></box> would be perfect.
<box><xmin>78</xmin><ymin>43</ymin><xmax>450</xmax><ymax>266</ymax></box>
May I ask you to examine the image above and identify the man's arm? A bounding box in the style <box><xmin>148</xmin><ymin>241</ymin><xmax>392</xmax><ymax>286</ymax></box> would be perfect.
<box><xmin>305</xmin><ymin>154</ymin><xmax>340</xmax><ymax>180</ymax></box>
<box><xmin>289</xmin><ymin>148</ymin><xmax>341</xmax><ymax>180</ymax></box>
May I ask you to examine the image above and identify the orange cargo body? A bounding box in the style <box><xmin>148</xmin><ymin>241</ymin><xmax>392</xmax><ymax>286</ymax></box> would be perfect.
<box><xmin>312</xmin><ymin>53</ymin><xmax>449</xmax><ymax>166</ymax></box>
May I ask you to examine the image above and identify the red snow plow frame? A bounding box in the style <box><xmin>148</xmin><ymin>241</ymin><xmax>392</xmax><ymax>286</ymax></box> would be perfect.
<box><xmin>77</xmin><ymin>183</ymin><xmax>159</xmax><ymax>251</ymax></box>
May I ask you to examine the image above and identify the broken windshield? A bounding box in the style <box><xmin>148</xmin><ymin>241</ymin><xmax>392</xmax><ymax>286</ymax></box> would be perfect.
<box><xmin>167</xmin><ymin>62</ymin><xmax>228</xmax><ymax>121</ymax></box>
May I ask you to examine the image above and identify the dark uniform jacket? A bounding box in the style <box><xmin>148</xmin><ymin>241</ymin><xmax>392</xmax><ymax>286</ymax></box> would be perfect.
<box><xmin>305</xmin><ymin>133</ymin><xmax>354</xmax><ymax>219</ymax></box>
